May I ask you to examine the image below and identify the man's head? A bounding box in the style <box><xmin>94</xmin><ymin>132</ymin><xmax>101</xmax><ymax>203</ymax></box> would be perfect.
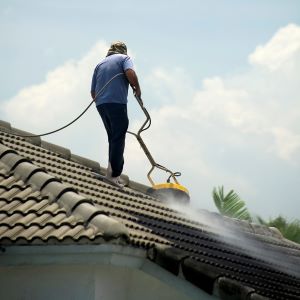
<box><xmin>106</xmin><ymin>41</ymin><xmax>127</xmax><ymax>56</ymax></box>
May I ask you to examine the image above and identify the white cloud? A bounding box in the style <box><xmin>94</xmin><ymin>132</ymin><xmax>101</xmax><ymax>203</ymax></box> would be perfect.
<box><xmin>270</xmin><ymin>127</ymin><xmax>300</xmax><ymax>161</ymax></box>
<box><xmin>145</xmin><ymin>68</ymin><xmax>195</xmax><ymax>104</ymax></box>
<box><xmin>249</xmin><ymin>23</ymin><xmax>300</xmax><ymax>71</ymax></box>
<box><xmin>3</xmin><ymin>40</ymin><xmax>108</xmax><ymax>128</ymax></box>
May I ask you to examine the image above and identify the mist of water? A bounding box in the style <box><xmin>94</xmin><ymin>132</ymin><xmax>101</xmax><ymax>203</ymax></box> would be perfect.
<box><xmin>165</xmin><ymin>197</ymin><xmax>300</xmax><ymax>279</ymax></box>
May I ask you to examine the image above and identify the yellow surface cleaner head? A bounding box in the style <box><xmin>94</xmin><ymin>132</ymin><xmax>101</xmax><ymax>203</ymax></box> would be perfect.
<box><xmin>147</xmin><ymin>182</ymin><xmax>190</xmax><ymax>203</ymax></box>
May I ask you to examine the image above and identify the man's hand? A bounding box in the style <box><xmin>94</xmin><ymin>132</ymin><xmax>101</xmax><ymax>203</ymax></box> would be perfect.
<box><xmin>132</xmin><ymin>86</ymin><xmax>142</xmax><ymax>99</ymax></box>
<box><xmin>125</xmin><ymin>69</ymin><xmax>141</xmax><ymax>98</ymax></box>
<box><xmin>91</xmin><ymin>91</ymin><xmax>96</xmax><ymax>100</ymax></box>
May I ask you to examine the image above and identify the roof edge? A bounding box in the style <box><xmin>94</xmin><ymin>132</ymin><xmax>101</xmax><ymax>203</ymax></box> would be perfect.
<box><xmin>149</xmin><ymin>245</ymin><xmax>270</xmax><ymax>300</ymax></box>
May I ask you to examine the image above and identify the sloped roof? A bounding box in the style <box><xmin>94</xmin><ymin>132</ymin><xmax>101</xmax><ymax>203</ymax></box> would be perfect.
<box><xmin>0</xmin><ymin>120</ymin><xmax>300</xmax><ymax>300</ymax></box>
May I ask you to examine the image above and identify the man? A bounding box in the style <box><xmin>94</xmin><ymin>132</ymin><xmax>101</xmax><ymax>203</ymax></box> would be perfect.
<box><xmin>91</xmin><ymin>41</ymin><xmax>141</xmax><ymax>187</ymax></box>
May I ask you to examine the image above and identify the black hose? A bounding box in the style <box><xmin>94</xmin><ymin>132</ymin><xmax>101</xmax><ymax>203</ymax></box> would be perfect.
<box><xmin>7</xmin><ymin>72</ymin><xmax>124</xmax><ymax>138</ymax></box>
<box><xmin>10</xmin><ymin>100</ymin><xmax>95</xmax><ymax>138</ymax></box>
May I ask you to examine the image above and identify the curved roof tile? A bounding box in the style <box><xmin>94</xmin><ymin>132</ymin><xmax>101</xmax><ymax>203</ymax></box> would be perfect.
<box><xmin>1</xmin><ymin>121</ymin><xmax>300</xmax><ymax>300</ymax></box>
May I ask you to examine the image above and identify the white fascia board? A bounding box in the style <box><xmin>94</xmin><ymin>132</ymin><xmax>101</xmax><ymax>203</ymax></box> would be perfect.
<box><xmin>0</xmin><ymin>244</ymin><xmax>215</xmax><ymax>300</ymax></box>
<box><xmin>0</xmin><ymin>244</ymin><xmax>146</xmax><ymax>268</ymax></box>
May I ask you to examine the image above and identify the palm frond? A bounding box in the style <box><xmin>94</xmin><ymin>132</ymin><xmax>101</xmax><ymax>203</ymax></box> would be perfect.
<box><xmin>212</xmin><ymin>186</ymin><xmax>223</xmax><ymax>211</ymax></box>
<box><xmin>212</xmin><ymin>186</ymin><xmax>252</xmax><ymax>221</ymax></box>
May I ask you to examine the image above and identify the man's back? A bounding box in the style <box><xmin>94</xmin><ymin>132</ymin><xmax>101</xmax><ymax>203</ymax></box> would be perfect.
<box><xmin>91</xmin><ymin>54</ymin><xmax>133</xmax><ymax>106</ymax></box>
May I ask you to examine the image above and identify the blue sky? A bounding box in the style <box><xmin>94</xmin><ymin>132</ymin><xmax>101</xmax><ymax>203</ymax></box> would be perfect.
<box><xmin>2</xmin><ymin>0</ymin><xmax>299</xmax><ymax>98</ymax></box>
<box><xmin>1</xmin><ymin>0</ymin><xmax>300</xmax><ymax>221</ymax></box>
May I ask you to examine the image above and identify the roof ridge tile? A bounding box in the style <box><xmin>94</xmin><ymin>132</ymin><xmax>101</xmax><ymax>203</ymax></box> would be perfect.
<box><xmin>11</xmin><ymin>128</ymin><xmax>41</xmax><ymax>146</ymax></box>
<box><xmin>215</xmin><ymin>277</ymin><xmax>255</xmax><ymax>299</ymax></box>
<box><xmin>71</xmin><ymin>153</ymin><xmax>100</xmax><ymax>173</ymax></box>
<box><xmin>147</xmin><ymin>245</ymin><xmax>190</xmax><ymax>276</ymax></box>
<box><xmin>0</xmin><ymin>151</ymin><xmax>30</xmax><ymax>173</ymax></box>
<box><xmin>0</xmin><ymin>120</ymin><xmax>12</xmax><ymax>131</ymax></box>
<box><xmin>0</xmin><ymin>123</ymin><xmax>41</xmax><ymax>146</ymax></box>
<box><xmin>14</xmin><ymin>161</ymin><xmax>46</xmax><ymax>182</ymax></box>
<box><xmin>181</xmin><ymin>256</ymin><xmax>221</xmax><ymax>295</ymax></box>
<box><xmin>41</xmin><ymin>141</ymin><xmax>71</xmax><ymax>160</ymax></box>
<box><xmin>0</xmin><ymin>142</ymin><xmax>130</xmax><ymax>242</ymax></box>
<box><xmin>72</xmin><ymin>202</ymin><xmax>129</xmax><ymax>240</ymax></box>
<box><xmin>57</xmin><ymin>192</ymin><xmax>90</xmax><ymax>214</ymax></box>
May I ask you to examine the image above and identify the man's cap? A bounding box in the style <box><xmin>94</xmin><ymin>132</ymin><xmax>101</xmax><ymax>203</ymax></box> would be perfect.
<box><xmin>107</xmin><ymin>41</ymin><xmax>127</xmax><ymax>56</ymax></box>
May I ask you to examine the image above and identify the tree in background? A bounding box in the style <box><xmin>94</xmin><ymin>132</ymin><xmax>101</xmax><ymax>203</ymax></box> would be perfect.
<box><xmin>212</xmin><ymin>186</ymin><xmax>300</xmax><ymax>244</ymax></box>
<box><xmin>257</xmin><ymin>215</ymin><xmax>300</xmax><ymax>244</ymax></box>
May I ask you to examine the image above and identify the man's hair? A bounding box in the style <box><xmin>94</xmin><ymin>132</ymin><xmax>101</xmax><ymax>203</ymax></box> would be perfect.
<box><xmin>107</xmin><ymin>41</ymin><xmax>127</xmax><ymax>56</ymax></box>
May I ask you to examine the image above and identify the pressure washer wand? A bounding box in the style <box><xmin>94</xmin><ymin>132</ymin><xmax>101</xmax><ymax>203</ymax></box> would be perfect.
<box><xmin>127</xmin><ymin>95</ymin><xmax>180</xmax><ymax>186</ymax></box>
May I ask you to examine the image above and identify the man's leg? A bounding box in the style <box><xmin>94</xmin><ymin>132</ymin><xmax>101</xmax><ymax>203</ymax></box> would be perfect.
<box><xmin>105</xmin><ymin>104</ymin><xmax>129</xmax><ymax>177</ymax></box>
<box><xmin>97</xmin><ymin>104</ymin><xmax>113</xmax><ymax>169</ymax></box>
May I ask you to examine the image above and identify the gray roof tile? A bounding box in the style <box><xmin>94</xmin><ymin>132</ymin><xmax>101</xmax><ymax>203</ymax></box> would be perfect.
<box><xmin>0</xmin><ymin>141</ymin><xmax>129</xmax><ymax>244</ymax></box>
<box><xmin>1</xmin><ymin>122</ymin><xmax>300</xmax><ymax>300</ymax></box>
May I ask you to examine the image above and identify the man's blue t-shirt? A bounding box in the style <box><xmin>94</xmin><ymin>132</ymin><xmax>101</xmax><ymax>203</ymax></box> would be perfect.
<box><xmin>91</xmin><ymin>54</ymin><xmax>134</xmax><ymax>106</ymax></box>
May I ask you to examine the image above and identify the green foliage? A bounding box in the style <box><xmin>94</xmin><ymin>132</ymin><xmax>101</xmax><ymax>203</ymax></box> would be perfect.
<box><xmin>258</xmin><ymin>215</ymin><xmax>300</xmax><ymax>244</ymax></box>
<box><xmin>212</xmin><ymin>186</ymin><xmax>252</xmax><ymax>222</ymax></box>
<box><xmin>212</xmin><ymin>186</ymin><xmax>300</xmax><ymax>244</ymax></box>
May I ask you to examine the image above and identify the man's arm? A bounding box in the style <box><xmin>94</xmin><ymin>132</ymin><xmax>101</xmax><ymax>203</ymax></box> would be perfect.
<box><xmin>125</xmin><ymin>69</ymin><xmax>141</xmax><ymax>98</ymax></box>
<box><xmin>91</xmin><ymin>68</ymin><xmax>97</xmax><ymax>100</ymax></box>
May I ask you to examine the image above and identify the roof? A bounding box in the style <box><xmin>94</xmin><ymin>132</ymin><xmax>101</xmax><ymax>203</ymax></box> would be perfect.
<box><xmin>1</xmin><ymin>120</ymin><xmax>300</xmax><ymax>300</ymax></box>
